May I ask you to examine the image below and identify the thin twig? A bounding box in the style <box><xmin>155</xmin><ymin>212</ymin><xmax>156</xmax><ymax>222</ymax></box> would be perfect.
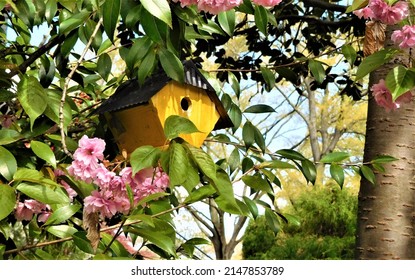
<box><xmin>59</xmin><ymin>17</ymin><xmax>103</xmax><ymax>157</ymax></box>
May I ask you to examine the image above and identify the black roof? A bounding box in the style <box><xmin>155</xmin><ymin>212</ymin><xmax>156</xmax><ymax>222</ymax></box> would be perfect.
<box><xmin>94</xmin><ymin>60</ymin><xmax>233</xmax><ymax>130</ymax></box>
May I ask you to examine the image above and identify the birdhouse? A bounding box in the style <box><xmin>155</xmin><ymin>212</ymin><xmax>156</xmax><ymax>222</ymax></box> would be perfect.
<box><xmin>95</xmin><ymin>60</ymin><xmax>233</xmax><ymax>154</ymax></box>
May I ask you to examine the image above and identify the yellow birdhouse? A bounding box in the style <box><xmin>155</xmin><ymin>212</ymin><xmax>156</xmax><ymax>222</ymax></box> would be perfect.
<box><xmin>95</xmin><ymin>60</ymin><xmax>233</xmax><ymax>154</ymax></box>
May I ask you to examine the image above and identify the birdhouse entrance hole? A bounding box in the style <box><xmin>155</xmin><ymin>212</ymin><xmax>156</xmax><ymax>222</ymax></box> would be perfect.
<box><xmin>181</xmin><ymin>97</ymin><xmax>192</xmax><ymax>111</ymax></box>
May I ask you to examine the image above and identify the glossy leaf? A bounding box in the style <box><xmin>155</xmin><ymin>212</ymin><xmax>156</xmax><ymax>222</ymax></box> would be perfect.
<box><xmin>47</xmin><ymin>225</ymin><xmax>78</xmax><ymax>239</ymax></box>
<box><xmin>137</xmin><ymin>45</ymin><xmax>156</xmax><ymax>84</ymax></box>
<box><xmin>73</xmin><ymin>231</ymin><xmax>96</xmax><ymax>254</ymax></box>
<box><xmin>371</xmin><ymin>155</ymin><xmax>398</xmax><ymax>164</ymax></box>
<box><xmin>97</xmin><ymin>53</ymin><xmax>112</xmax><ymax>81</ymax></box>
<box><xmin>184</xmin><ymin>184</ymin><xmax>216</xmax><ymax>204</ymax></box>
<box><xmin>59</xmin><ymin>10</ymin><xmax>90</xmax><ymax>35</ymax></box>
<box><xmin>214</xmin><ymin>169</ymin><xmax>243</xmax><ymax>215</ymax></box>
<box><xmin>0</xmin><ymin>184</ymin><xmax>15</xmax><ymax>221</ymax></box>
<box><xmin>141</xmin><ymin>0</ymin><xmax>172</xmax><ymax>28</ymax></box>
<box><xmin>0</xmin><ymin>129</ymin><xmax>21</xmax><ymax>145</ymax></box>
<box><xmin>342</xmin><ymin>44</ymin><xmax>357</xmax><ymax>66</ymax></box>
<box><xmin>242</xmin><ymin>173</ymin><xmax>273</xmax><ymax>194</ymax></box>
<box><xmin>101</xmin><ymin>233</ymin><xmax>130</xmax><ymax>257</ymax></box>
<box><xmin>17</xmin><ymin>76</ymin><xmax>47</xmax><ymax>130</ymax></box>
<box><xmin>243</xmin><ymin>196</ymin><xmax>258</xmax><ymax>219</ymax></box>
<box><xmin>102</xmin><ymin>0</ymin><xmax>121</xmax><ymax>42</ymax></box>
<box><xmin>258</xmin><ymin>160</ymin><xmax>296</xmax><ymax>169</ymax></box>
<box><xmin>244</xmin><ymin>104</ymin><xmax>275</xmax><ymax>113</ymax></box>
<box><xmin>218</xmin><ymin>10</ymin><xmax>235</xmax><ymax>36</ymax></box>
<box><xmin>44</xmin><ymin>90</ymin><xmax>72</xmax><ymax>132</ymax></box>
<box><xmin>386</xmin><ymin>65</ymin><xmax>415</xmax><ymax>100</ymax></box>
<box><xmin>320</xmin><ymin>151</ymin><xmax>350</xmax><ymax>163</ymax></box>
<box><xmin>164</xmin><ymin>115</ymin><xmax>200</xmax><ymax>140</ymax></box>
<box><xmin>301</xmin><ymin>159</ymin><xmax>317</xmax><ymax>184</ymax></box>
<box><xmin>330</xmin><ymin>163</ymin><xmax>345</xmax><ymax>188</ymax></box>
<box><xmin>242</xmin><ymin>121</ymin><xmax>255</xmax><ymax>150</ymax></box>
<box><xmin>186</xmin><ymin>144</ymin><xmax>217</xmax><ymax>181</ymax></box>
<box><xmin>355</xmin><ymin>49</ymin><xmax>398</xmax><ymax>81</ymax></box>
<box><xmin>308</xmin><ymin>59</ymin><xmax>325</xmax><ymax>84</ymax></box>
<box><xmin>0</xmin><ymin>146</ymin><xmax>17</xmax><ymax>181</ymax></box>
<box><xmin>30</xmin><ymin>140</ymin><xmax>57</xmax><ymax>168</ymax></box>
<box><xmin>140</xmin><ymin>8</ymin><xmax>165</xmax><ymax>44</ymax></box>
<box><xmin>253</xmin><ymin>125</ymin><xmax>266</xmax><ymax>153</ymax></box>
<box><xmin>264</xmin><ymin>208</ymin><xmax>280</xmax><ymax>234</ymax></box>
<box><xmin>345</xmin><ymin>0</ymin><xmax>369</xmax><ymax>12</ymax></box>
<box><xmin>166</xmin><ymin>142</ymin><xmax>189</xmax><ymax>186</ymax></box>
<box><xmin>227</xmin><ymin>72</ymin><xmax>241</xmax><ymax>98</ymax></box>
<box><xmin>158</xmin><ymin>47</ymin><xmax>184</xmax><ymax>83</ymax></box>
<box><xmin>228</xmin><ymin>147</ymin><xmax>240</xmax><ymax>174</ymax></box>
<box><xmin>228</xmin><ymin>103</ymin><xmax>242</xmax><ymax>133</ymax></box>
<box><xmin>260</xmin><ymin>66</ymin><xmax>275</xmax><ymax>91</ymax></box>
<box><xmin>254</xmin><ymin>5</ymin><xmax>268</xmax><ymax>35</ymax></box>
<box><xmin>126</xmin><ymin>37</ymin><xmax>152</xmax><ymax>71</ymax></box>
<box><xmin>44</xmin><ymin>204</ymin><xmax>81</xmax><ymax>226</ymax></box>
<box><xmin>275</xmin><ymin>149</ymin><xmax>306</xmax><ymax>161</ymax></box>
<box><xmin>360</xmin><ymin>165</ymin><xmax>376</xmax><ymax>185</ymax></box>
<box><xmin>16</xmin><ymin>182</ymin><xmax>69</xmax><ymax>205</ymax></box>
<box><xmin>130</xmin><ymin>145</ymin><xmax>161</xmax><ymax>174</ymax></box>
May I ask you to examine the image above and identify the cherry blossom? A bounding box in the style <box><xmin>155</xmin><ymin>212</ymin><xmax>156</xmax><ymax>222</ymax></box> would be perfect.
<box><xmin>14</xmin><ymin>199</ymin><xmax>51</xmax><ymax>222</ymax></box>
<box><xmin>371</xmin><ymin>79</ymin><xmax>413</xmax><ymax>112</ymax></box>
<box><xmin>391</xmin><ymin>25</ymin><xmax>415</xmax><ymax>48</ymax></box>
<box><xmin>353</xmin><ymin>0</ymin><xmax>408</xmax><ymax>25</ymax></box>
<box><xmin>252</xmin><ymin>0</ymin><xmax>282</xmax><ymax>7</ymax></box>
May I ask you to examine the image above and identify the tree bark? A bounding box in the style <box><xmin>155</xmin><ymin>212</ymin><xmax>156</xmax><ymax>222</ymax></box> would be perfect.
<box><xmin>356</xmin><ymin>25</ymin><xmax>415</xmax><ymax>259</ymax></box>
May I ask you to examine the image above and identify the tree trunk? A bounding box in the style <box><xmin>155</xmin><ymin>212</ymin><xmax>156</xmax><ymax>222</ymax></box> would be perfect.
<box><xmin>355</xmin><ymin>25</ymin><xmax>415</xmax><ymax>259</ymax></box>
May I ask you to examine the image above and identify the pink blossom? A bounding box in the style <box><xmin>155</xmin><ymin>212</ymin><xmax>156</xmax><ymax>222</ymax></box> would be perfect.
<box><xmin>67</xmin><ymin>160</ymin><xmax>97</xmax><ymax>183</ymax></box>
<box><xmin>14</xmin><ymin>200</ymin><xmax>51</xmax><ymax>222</ymax></box>
<box><xmin>55</xmin><ymin>169</ymin><xmax>77</xmax><ymax>201</ymax></box>
<box><xmin>368</xmin><ymin>0</ymin><xmax>408</xmax><ymax>25</ymax></box>
<box><xmin>391</xmin><ymin>25</ymin><xmax>415</xmax><ymax>48</ymax></box>
<box><xmin>93</xmin><ymin>163</ymin><xmax>115</xmax><ymax>189</ymax></box>
<box><xmin>371</xmin><ymin>79</ymin><xmax>413</xmax><ymax>112</ymax></box>
<box><xmin>197</xmin><ymin>0</ymin><xmax>242</xmax><ymax>14</ymax></box>
<box><xmin>353</xmin><ymin>7</ymin><xmax>375</xmax><ymax>19</ymax></box>
<box><xmin>84</xmin><ymin>190</ymin><xmax>118</xmax><ymax>219</ymax></box>
<box><xmin>173</xmin><ymin>0</ymin><xmax>198</xmax><ymax>7</ymax></box>
<box><xmin>14</xmin><ymin>202</ymin><xmax>34</xmax><ymax>221</ymax></box>
<box><xmin>252</xmin><ymin>0</ymin><xmax>282</xmax><ymax>6</ymax></box>
<box><xmin>73</xmin><ymin>135</ymin><xmax>106</xmax><ymax>166</ymax></box>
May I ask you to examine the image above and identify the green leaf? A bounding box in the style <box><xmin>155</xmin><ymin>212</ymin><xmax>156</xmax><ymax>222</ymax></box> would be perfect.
<box><xmin>101</xmin><ymin>232</ymin><xmax>130</xmax><ymax>257</ymax></box>
<box><xmin>330</xmin><ymin>164</ymin><xmax>345</xmax><ymax>188</ymax></box>
<box><xmin>301</xmin><ymin>159</ymin><xmax>317</xmax><ymax>184</ymax></box>
<box><xmin>137</xmin><ymin>49</ymin><xmax>156</xmax><ymax>84</ymax></box>
<box><xmin>30</xmin><ymin>140</ymin><xmax>57</xmax><ymax>168</ymax></box>
<box><xmin>17</xmin><ymin>76</ymin><xmax>48</xmax><ymax>130</ymax></box>
<box><xmin>130</xmin><ymin>145</ymin><xmax>161</xmax><ymax>174</ymax></box>
<box><xmin>0</xmin><ymin>146</ymin><xmax>17</xmax><ymax>181</ymax></box>
<box><xmin>102</xmin><ymin>0</ymin><xmax>121</xmax><ymax>42</ymax></box>
<box><xmin>258</xmin><ymin>160</ymin><xmax>296</xmax><ymax>169</ymax></box>
<box><xmin>308</xmin><ymin>59</ymin><xmax>325</xmax><ymax>84</ymax></box>
<box><xmin>275</xmin><ymin>67</ymin><xmax>298</xmax><ymax>84</ymax></box>
<box><xmin>371</xmin><ymin>155</ymin><xmax>399</xmax><ymax>164</ymax></box>
<box><xmin>282</xmin><ymin>213</ymin><xmax>301</xmax><ymax>227</ymax></box>
<box><xmin>385</xmin><ymin>65</ymin><xmax>415</xmax><ymax>100</ymax></box>
<box><xmin>242</xmin><ymin>121</ymin><xmax>255</xmax><ymax>150</ymax></box>
<box><xmin>184</xmin><ymin>184</ymin><xmax>216</xmax><ymax>204</ymax></box>
<box><xmin>253</xmin><ymin>125</ymin><xmax>266</xmax><ymax>153</ymax></box>
<box><xmin>44</xmin><ymin>90</ymin><xmax>72</xmax><ymax>131</ymax></box>
<box><xmin>275</xmin><ymin>149</ymin><xmax>306</xmax><ymax>161</ymax></box>
<box><xmin>186</xmin><ymin>144</ymin><xmax>217</xmax><ymax>181</ymax></box>
<box><xmin>0</xmin><ymin>129</ymin><xmax>22</xmax><ymax>145</ymax></box>
<box><xmin>140</xmin><ymin>8</ymin><xmax>165</xmax><ymax>44</ymax></box>
<box><xmin>59</xmin><ymin>10</ymin><xmax>91</xmax><ymax>35</ymax></box>
<box><xmin>167</xmin><ymin>142</ymin><xmax>189</xmax><ymax>186</ymax></box>
<box><xmin>241</xmin><ymin>157</ymin><xmax>254</xmax><ymax>173</ymax></box>
<box><xmin>46</xmin><ymin>225</ymin><xmax>78</xmax><ymax>238</ymax></box>
<box><xmin>16</xmin><ymin>182</ymin><xmax>69</xmax><ymax>205</ymax></box>
<box><xmin>218</xmin><ymin>10</ymin><xmax>235</xmax><ymax>36</ymax></box>
<box><xmin>254</xmin><ymin>5</ymin><xmax>268</xmax><ymax>35</ymax></box>
<box><xmin>346</xmin><ymin>0</ymin><xmax>369</xmax><ymax>13</ymax></box>
<box><xmin>242</xmin><ymin>173</ymin><xmax>273</xmax><ymax>194</ymax></box>
<box><xmin>158</xmin><ymin>48</ymin><xmax>184</xmax><ymax>83</ymax></box>
<box><xmin>141</xmin><ymin>0</ymin><xmax>172</xmax><ymax>28</ymax></box>
<box><xmin>264</xmin><ymin>208</ymin><xmax>280</xmax><ymax>234</ymax></box>
<box><xmin>320</xmin><ymin>151</ymin><xmax>350</xmax><ymax>163</ymax></box>
<box><xmin>228</xmin><ymin>147</ymin><xmax>240</xmax><ymax>174</ymax></box>
<box><xmin>35</xmin><ymin>249</ymin><xmax>54</xmax><ymax>260</ymax></box>
<box><xmin>44</xmin><ymin>204</ymin><xmax>81</xmax><ymax>226</ymax></box>
<box><xmin>97</xmin><ymin>53</ymin><xmax>112</xmax><ymax>81</ymax></box>
<box><xmin>243</xmin><ymin>196</ymin><xmax>258</xmax><ymax>219</ymax></box>
<box><xmin>164</xmin><ymin>115</ymin><xmax>200</xmax><ymax>140</ymax></box>
<box><xmin>0</xmin><ymin>184</ymin><xmax>15</xmax><ymax>221</ymax></box>
<box><xmin>355</xmin><ymin>49</ymin><xmax>399</xmax><ymax>81</ymax></box>
<box><xmin>244</xmin><ymin>104</ymin><xmax>275</xmax><ymax>113</ymax></box>
<box><xmin>45</xmin><ymin>0</ymin><xmax>57</xmax><ymax>24</ymax></box>
<box><xmin>360</xmin><ymin>165</ymin><xmax>376</xmax><ymax>185</ymax></box>
<box><xmin>73</xmin><ymin>231</ymin><xmax>96</xmax><ymax>254</ymax></box>
<box><xmin>214</xmin><ymin>169</ymin><xmax>243</xmax><ymax>215</ymax></box>
<box><xmin>260</xmin><ymin>66</ymin><xmax>275</xmax><ymax>91</ymax></box>
<box><xmin>227</xmin><ymin>72</ymin><xmax>241</xmax><ymax>98</ymax></box>
<box><xmin>126</xmin><ymin>37</ymin><xmax>152</xmax><ymax>71</ymax></box>
<box><xmin>228</xmin><ymin>103</ymin><xmax>242</xmax><ymax>133</ymax></box>
<box><xmin>342</xmin><ymin>44</ymin><xmax>357</xmax><ymax>66</ymax></box>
